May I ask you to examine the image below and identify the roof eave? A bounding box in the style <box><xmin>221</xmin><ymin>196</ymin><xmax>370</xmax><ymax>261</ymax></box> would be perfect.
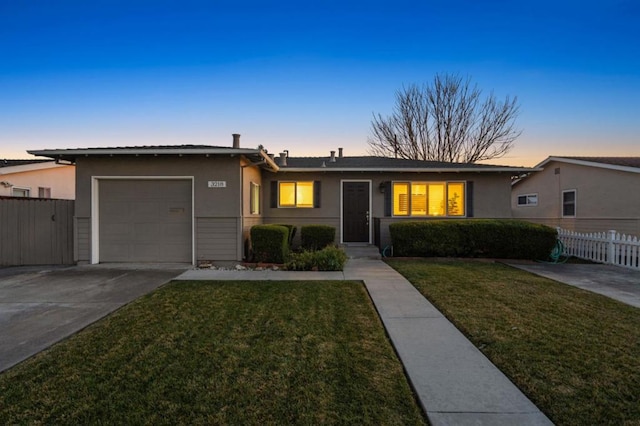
<box><xmin>27</xmin><ymin>148</ymin><xmax>261</xmax><ymax>160</ymax></box>
<box><xmin>277</xmin><ymin>167</ymin><xmax>540</xmax><ymax>173</ymax></box>
<box><xmin>0</xmin><ymin>161</ymin><xmax>68</xmax><ymax>174</ymax></box>
<box><xmin>538</xmin><ymin>156</ymin><xmax>640</xmax><ymax>174</ymax></box>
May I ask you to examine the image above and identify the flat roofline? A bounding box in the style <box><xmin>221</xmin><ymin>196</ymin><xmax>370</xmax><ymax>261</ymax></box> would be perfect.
<box><xmin>27</xmin><ymin>147</ymin><xmax>261</xmax><ymax>158</ymax></box>
<box><xmin>537</xmin><ymin>156</ymin><xmax>640</xmax><ymax>174</ymax></box>
<box><xmin>276</xmin><ymin>167</ymin><xmax>541</xmax><ymax>173</ymax></box>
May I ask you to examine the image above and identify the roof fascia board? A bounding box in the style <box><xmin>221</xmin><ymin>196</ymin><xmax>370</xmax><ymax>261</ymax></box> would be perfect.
<box><xmin>0</xmin><ymin>162</ymin><xmax>66</xmax><ymax>175</ymax></box>
<box><xmin>258</xmin><ymin>150</ymin><xmax>279</xmax><ymax>172</ymax></box>
<box><xmin>27</xmin><ymin>148</ymin><xmax>260</xmax><ymax>157</ymax></box>
<box><xmin>277</xmin><ymin>167</ymin><xmax>540</xmax><ymax>173</ymax></box>
<box><xmin>541</xmin><ymin>156</ymin><xmax>640</xmax><ymax>174</ymax></box>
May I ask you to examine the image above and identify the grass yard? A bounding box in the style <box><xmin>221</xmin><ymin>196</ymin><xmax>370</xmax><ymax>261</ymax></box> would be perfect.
<box><xmin>0</xmin><ymin>280</ymin><xmax>426</xmax><ymax>425</ymax></box>
<box><xmin>387</xmin><ymin>259</ymin><xmax>640</xmax><ymax>426</ymax></box>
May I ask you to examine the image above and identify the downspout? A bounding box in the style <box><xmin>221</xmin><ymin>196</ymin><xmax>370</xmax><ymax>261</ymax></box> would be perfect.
<box><xmin>239</xmin><ymin>157</ymin><xmax>244</xmax><ymax>262</ymax></box>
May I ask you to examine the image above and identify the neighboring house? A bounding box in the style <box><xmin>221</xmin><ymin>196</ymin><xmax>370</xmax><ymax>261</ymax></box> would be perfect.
<box><xmin>0</xmin><ymin>159</ymin><xmax>75</xmax><ymax>199</ymax></box>
<box><xmin>29</xmin><ymin>135</ymin><xmax>533</xmax><ymax>265</ymax></box>
<box><xmin>512</xmin><ymin>156</ymin><xmax>640</xmax><ymax>236</ymax></box>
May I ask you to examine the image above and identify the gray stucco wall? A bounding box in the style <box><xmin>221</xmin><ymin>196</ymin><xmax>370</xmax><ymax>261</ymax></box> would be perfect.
<box><xmin>262</xmin><ymin>171</ymin><xmax>514</xmax><ymax>248</ymax></box>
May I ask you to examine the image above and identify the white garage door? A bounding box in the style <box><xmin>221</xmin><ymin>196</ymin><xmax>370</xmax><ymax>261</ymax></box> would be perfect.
<box><xmin>99</xmin><ymin>179</ymin><xmax>192</xmax><ymax>263</ymax></box>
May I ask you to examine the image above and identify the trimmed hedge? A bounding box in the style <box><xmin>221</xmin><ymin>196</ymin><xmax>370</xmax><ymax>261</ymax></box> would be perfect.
<box><xmin>389</xmin><ymin>219</ymin><xmax>557</xmax><ymax>260</ymax></box>
<box><xmin>274</xmin><ymin>224</ymin><xmax>297</xmax><ymax>247</ymax></box>
<box><xmin>250</xmin><ymin>225</ymin><xmax>289</xmax><ymax>263</ymax></box>
<box><xmin>285</xmin><ymin>246</ymin><xmax>348</xmax><ymax>271</ymax></box>
<box><xmin>301</xmin><ymin>225</ymin><xmax>336</xmax><ymax>251</ymax></box>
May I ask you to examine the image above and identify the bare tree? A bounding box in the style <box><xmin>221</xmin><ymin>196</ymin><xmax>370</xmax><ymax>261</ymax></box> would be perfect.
<box><xmin>368</xmin><ymin>74</ymin><xmax>521</xmax><ymax>163</ymax></box>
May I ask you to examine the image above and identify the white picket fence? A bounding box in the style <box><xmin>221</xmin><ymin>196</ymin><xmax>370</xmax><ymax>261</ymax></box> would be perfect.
<box><xmin>557</xmin><ymin>228</ymin><xmax>640</xmax><ymax>270</ymax></box>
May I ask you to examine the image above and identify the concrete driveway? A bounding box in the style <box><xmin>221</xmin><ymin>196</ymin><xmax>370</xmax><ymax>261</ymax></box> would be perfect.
<box><xmin>0</xmin><ymin>264</ymin><xmax>187</xmax><ymax>373</ymax></box>
<box><xmin>509</xmin><ymin>263</ymin><xmax>640</xmax><ymax>308</ymax></box>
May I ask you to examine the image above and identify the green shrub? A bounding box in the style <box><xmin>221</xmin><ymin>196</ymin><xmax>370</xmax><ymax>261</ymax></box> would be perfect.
<box><xmin>274</xmin><ymin>224</ymin><xmax>297</xmax><ymax>247</ymax></box>
<box><xmin>285</xmin><ymin>246</ymin><xmax>348</xmax><ymax>271</ymax></box>
<box><xmin>301</xmin><ymin>225</ymin><xmax>336</xmax><ymax>250</ymax></box>
<box><xmin>250</xmin><ymin>225</ymin><xmax>289</xmax><ymax>263</ymax></box>
<box><xmin>389</xmin><ymin>219</ymin><xmax>557</xmax><ymax>260</ymax></box>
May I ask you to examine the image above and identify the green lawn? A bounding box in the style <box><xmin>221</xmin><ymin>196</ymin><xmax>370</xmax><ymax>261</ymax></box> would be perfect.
<box><xmin>0</xmin><ymin>280</ymin><xmax>426</xmax><ymax>425</ymax></box>
<box><xmin>387</xmin><ymin>259</ymin><xmax>640</xmax><ymax>426</ymax></box>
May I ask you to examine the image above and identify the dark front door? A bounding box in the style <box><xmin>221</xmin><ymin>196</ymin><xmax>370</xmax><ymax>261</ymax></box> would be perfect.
<box><xmin>342</xmin><ymin>181</ymin><xmax>370</xmax><ymax>243</ymax></box>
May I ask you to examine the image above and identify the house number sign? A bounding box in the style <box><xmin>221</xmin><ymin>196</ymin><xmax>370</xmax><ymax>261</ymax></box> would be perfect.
<box><xmin>208</xmin><ymin>180</ymin><xmax>227</xmax><ymax>188</ymax></box>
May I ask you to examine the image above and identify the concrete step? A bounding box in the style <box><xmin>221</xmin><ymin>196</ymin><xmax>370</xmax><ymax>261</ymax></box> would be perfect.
<box><xmin>341</xmin><ymin>244</ymin><xmax>382</xmax><ymax>259</ymax></box>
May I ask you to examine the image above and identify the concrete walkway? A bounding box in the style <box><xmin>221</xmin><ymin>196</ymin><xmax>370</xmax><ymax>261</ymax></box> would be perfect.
<box><xmin>177</xmin><ymin>256</ymin><xmax>552</xmax><ymax>425</ymax></box>
<box><xmin>509</xmin><ymin>263</ymin><xmax>640</xmax><ymax>308</ymax></box>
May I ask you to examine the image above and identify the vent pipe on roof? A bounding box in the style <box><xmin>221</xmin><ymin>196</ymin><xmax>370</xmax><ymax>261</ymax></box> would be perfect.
<box><xmin>279</xmin><ymin>152</ymin><xmax>288</xmax><ymax>167</ymax></box>
<box><xmin>330</xmin><ymin>150</ymin><xmax>336</xmax><ymax>162</ymax></box>
<box><xmin>338</xmin><ymin>147</ymin><xmax>343</xmax><ymax>158</ymax></box>
<box><xmin>232</xmin><ymin>133</ymin><xmax>241</xmax><ymax>149</ymax></box>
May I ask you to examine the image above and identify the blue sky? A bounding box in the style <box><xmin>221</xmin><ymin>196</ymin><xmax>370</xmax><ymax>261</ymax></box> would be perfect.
<box><xmin>1</xmin><ymin>0</ymin><xmax>638</xmax><ymax>166</ymax></box>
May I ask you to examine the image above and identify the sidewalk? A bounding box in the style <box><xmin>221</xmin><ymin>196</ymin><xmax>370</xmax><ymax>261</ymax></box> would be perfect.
<box><xmin>177</xmin><ymin>256</ymin><xmax>552</xmax><ymax>426</ymax></box>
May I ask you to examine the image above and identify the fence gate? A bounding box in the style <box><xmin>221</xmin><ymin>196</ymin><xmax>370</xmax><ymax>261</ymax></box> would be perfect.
<box><xmin>0</xmin><ymin>198</ymin><xmax>75</xmax><ymax>266</ymax></box>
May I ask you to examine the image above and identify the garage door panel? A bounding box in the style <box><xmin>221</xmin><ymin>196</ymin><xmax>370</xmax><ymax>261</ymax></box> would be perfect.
<box><xmin>99</xmin><ymin>179</ymin><xmax>192</xmax><ymax>263</ymax></box>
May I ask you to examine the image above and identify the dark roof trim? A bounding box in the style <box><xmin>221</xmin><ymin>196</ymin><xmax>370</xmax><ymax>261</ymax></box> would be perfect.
<box><xmin>1</xmin><ymin>159</ymin><xmax>53</xmax><ymax>168</ymax></box>
<box><xmin>27</xmin><ymin>146</ymin><xmax>260</xmax><ymax>159</ymax></box>
<box><xmin>536</xmin><ymin>156</ymin><xmax>640</xmax><ymax>174</ymax></box>
<box><xmin>277</xmin><ymin>166</ymin><xmax>537</xmax><ymax>173</ymax></box>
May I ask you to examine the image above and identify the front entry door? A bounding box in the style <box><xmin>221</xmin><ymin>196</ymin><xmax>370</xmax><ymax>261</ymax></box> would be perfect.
<box><xmin>342</xmin><ymin>181</ymin><xmax>370</xmax><ymax>243</ymax></box>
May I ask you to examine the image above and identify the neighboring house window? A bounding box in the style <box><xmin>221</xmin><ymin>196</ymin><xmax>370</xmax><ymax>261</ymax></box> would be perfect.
<box><xmin>392</xmin><ymin>182</ymin><xmax>465</xmax><ymax>217</ymax></box>
<box><xmin>12</xmin><ymin>187</ymin><xmax>30</xmax><ymax>197</ymax></box>
<box><xmin>39</xmin><ymin>187</ymin><xmax>52</xmax><ymax>198</ymax></box>
<box><xmin>562</xmin><ymin>190</ymin><xmax>576</xmax><ymax>217</ymax></box>
<box><xmin>279</xmin><ymin>181</ymin><xmax>314</xmax><ymax>208</ymax></box>
<box><xmin>517</xmin><ymin>194</ymin><xmax>538</xmax><ymax>206</ymax></box>
<box><xmin>250</xmin><ymin>182</ymin><xmax>260</xmax><ymax>214</ymax></box>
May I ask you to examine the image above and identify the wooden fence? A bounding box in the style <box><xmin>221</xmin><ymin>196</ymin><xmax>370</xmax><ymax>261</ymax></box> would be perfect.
<box><xmin>0</xmin><ymin>197</ymin><xmax>75</xmax><ymax>266</ymax></box>
<box><xmin>557</xmin><ymin>227</ymin><xmax>640</xmax><ymax>270</ymax></box>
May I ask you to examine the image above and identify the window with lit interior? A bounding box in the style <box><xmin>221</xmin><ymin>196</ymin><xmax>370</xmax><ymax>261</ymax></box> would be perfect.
<box><xmin>392</xmin><ymin>182</ymin><xmax>465</xmax><ymax>217</ymax></box>
<box><xmin>278</xmin><ymin>181</ymin><xmax>314</xmax><ymax>208</ymax></box>
<box><xmin>250</xmin><ymin>182</ymin><xmax>260</xmax><ymax>214</ymax></box>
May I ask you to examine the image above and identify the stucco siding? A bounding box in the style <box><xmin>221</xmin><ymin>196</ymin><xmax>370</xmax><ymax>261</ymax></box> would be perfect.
<box><xmin>0</xmin><ymin>165</ymin><xmax>75</xmax><ymax>199</ymax></box>
<box><xmin>263</xmin><ymin>171</ymin><xmax>513</xmax><ymax>248</ymax></box>
<box><xmin>512</xmin><ymin>161</ymin><xmax>640</xmax><ymax>235</ymax></box>
<box><xmin>522</xmin><ymin>218</ymin><xmax>640</xmax><ymax>237</ymax></box>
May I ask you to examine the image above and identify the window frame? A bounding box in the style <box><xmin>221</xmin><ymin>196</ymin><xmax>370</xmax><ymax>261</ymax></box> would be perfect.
<box><xmin>249</xmin><ymin>182</ymin><xmax>260</xmax><ymax>215</ymax></box>
<box><xmin>38</xmin><ymin>187</ymin><xmax>52</xmax><ymax>199</ymax></box>
<box><xmin>277</xmin><ymin>181</ymin><xmax>315</xmax><ymax>208</ymax></box>
<box><xmin>517</xmin><ymin>193</ymin><xmax>538</xmax><ymax>207</ymax></box>
<box><xmin>562</xmin><ymin>189</ymin><xmax>576</xmax><ymax>217</ymax></box>
<box><xmin>12</xmin><ymin>186</ymin><xmax>30</xmax><ymax>197</ymax></box>
<box><xmin>391</xmin><ymin>181</ymin><xmax>466</xmax><ymax>218</ymax></box>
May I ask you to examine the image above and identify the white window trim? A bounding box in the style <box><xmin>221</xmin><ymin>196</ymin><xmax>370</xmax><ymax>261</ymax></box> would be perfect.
<box><xmin>517</xmin><ymin>193</ymin><xmax>538</xmax><ymax>207</ymax></box>
<box><xmin>277</xmin><ymin>180</ymin><xmax>314</xmax><ymax>208</ymax></box>
<box><xmin>561</xmin><ymin>189</ymin><xmax>577</xmax><ymax>218</ymax></box>
<box><xmin>391</xmin><ymin>180</ymin><xmax>467</xmax><ymax>218</ymax></box>
<box><xmin>90</xmin><ymin>176</ymin><xmax>195</xmax><ymax>265</ymax></box>
<box><xmin>12</xmin><ymin>186</ymin><xmax>31</xmax><ymax>197</ymax></box>
<box><xmin>250</xmin><ymin>182</ymin><xmax>260</xmax><ymax>215</ymax></box>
